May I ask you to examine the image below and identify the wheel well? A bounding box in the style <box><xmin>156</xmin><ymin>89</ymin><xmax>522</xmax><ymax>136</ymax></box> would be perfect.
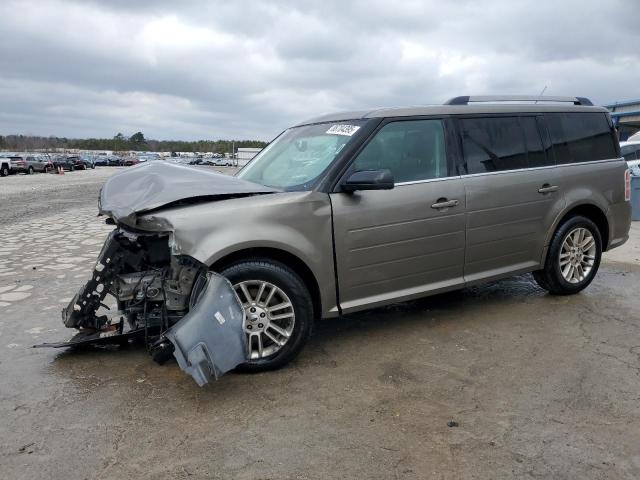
<box><xmin>210</xmin><ymin>247</ymin><xmax>322</xmax><ymax>319</ymax></box>
<box><xmin>557</xmin><ymin>204</ymin><xmax>610</xmax><ymax>250</ymax></box>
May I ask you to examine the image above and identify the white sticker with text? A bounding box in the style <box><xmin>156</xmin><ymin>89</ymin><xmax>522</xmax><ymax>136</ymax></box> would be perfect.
<box><xmin>326</xmin><ymin>124</ymin><xmax>360</xmax><ymax>136</ymax></box>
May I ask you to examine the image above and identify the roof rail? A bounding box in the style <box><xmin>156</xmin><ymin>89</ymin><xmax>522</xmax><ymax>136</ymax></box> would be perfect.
<box><xmin>444</xmin><ymin>95</ymin><xmax>593</xmax><ymax>106</ymax></box>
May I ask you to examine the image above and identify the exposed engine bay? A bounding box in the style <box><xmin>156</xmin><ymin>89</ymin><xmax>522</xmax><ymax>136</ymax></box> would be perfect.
<box><xmin>62</xmin><ymin>229</ymin><xmax>202</xmax><ymax>332</ymax></box>
<box><xmin>37</xmin><ymin>227</ymin><xmax>248</xmax><ymax>386</ymax></box>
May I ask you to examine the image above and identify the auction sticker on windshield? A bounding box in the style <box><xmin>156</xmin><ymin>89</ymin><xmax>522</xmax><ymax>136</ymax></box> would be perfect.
<box><xmin>326</xmin><ymin>124</ymin><xmax>360</xmax><ymax>136</ymax></box>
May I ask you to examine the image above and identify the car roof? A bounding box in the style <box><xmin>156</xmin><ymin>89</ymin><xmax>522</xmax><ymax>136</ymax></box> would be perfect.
<box><xmin>295</xmin><ymin>103</ymin><xmax>609</xmax><ymax>127</ymax></box>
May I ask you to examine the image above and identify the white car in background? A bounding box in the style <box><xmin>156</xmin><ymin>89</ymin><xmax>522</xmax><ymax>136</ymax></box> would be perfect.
<box><xmin>213</xmin><ymin>157</ymin><xmax>233</xmax><ymax>166</ymax></box>
<box><xmin>138</xmin><ymin>154</ymin><xmax>161</xmax><ymax>163</ymax></box>
<box><xmin>620</xmin><ymin>141</ymin><xmax>640</xmax><ymax>169</ymax></box>
<box><xmin>627</xmin><ymin>131</ymin><xmax>640</xmax><ymax>142</ymax></box>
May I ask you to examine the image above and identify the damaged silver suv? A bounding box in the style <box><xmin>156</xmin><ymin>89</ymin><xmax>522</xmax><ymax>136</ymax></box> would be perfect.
<box><xmin>55</xmin><ymin>95</ymin><xmax>631</xmax><ymax>384</ymax></box>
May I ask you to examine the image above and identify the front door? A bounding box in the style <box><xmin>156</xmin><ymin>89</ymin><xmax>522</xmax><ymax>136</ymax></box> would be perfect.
<box><xmin>330</xmin><ymin>118</ymin><xmax>466</xmax><ymax>313</ymax></box>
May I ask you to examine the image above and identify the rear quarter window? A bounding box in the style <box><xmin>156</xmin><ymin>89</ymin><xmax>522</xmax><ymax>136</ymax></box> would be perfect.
<box><xmin>545</xmin><ymin>112</ymin><xmax>617</xmax><ymax>164</ymax></box>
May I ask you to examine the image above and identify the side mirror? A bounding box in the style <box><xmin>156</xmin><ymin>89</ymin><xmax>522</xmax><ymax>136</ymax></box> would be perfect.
<box><xmin>342</xmin><ymin>169</ymin><xmax>394</xmax><ymax>192</ymax></box>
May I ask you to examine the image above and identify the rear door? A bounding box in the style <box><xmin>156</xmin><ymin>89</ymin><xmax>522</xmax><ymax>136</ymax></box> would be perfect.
<box><xmin>459</xmin><ymin>115</ymin><xmax>565</xmax><ymax>283</ymax></box>
<box><xmin>330</xmin><ymin>118</ymin><xmax>466</xmax><ymax>313</ymax></box>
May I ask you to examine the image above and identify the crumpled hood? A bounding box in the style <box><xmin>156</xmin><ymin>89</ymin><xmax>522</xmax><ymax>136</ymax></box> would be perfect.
<box><xmin>99</xmin><ymin>161</ymin><xmax>278</xmax><ymax>225</ymax></box>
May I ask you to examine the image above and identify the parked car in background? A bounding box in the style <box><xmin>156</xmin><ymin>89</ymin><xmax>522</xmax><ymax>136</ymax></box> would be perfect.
<box><xmin>170</xmin><ymin>157</ymin><xmax>191</xmax><ymax>165</ymax></box>
<box><xmin>24</xmin><ymin>154</ymin><xmax>54</xmax><ymax>173</ymax></box>
<box><xmin>80</xmin><ymin>155</ymin><xmax>96</xmax><ymax>169</ymax></box>
<box><xmin>52</xmin><ymin>155</ymin><xmax>77</xmax><ymax>171</ymax></box>
<box><xmin>123</xmin><ymin>156</ymin><xmax>139</xmax><ymax>166</ymax></box>
<box><xmin>620</xmin><ymin>141</ymin><xmax>640</xmax><ymax>169</ymax></box>
<box><xmin>138</xmin><ymin>153</ymin><xmax>161</xmax><ymax>163</ymax></box>
<box><xmin>68</xmin><ymin>156</ymin><xmax>90</xmax><ymax>170</ymax></box>
<box><xmin>6</xmin><ymin>155</ymin><xmax>28</xmax><ymax>174</ymax></box>
<box><xmin>0</xmin><ymin>156</ymin><xmax>11</xmax><ymax>176</ymax></box>
<box><xmin>213</xmin><ymin>157</ymin><xmax>233</xmax><ymax>166</ymax></box>
<box><xmin>105</xmin><ymin>155</ymin><xmax>124</xmax><ymax>166</ymax></box>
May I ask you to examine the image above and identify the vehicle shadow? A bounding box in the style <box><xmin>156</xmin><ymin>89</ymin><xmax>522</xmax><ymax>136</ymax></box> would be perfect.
<box><xmin>311</xmin><ymin>273</ymin><xmax>545</xmax><ymax>347</ymax></box>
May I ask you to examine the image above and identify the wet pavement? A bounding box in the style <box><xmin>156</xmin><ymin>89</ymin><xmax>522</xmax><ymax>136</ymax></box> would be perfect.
<box><xmin>1</xmin><ymin>168</ymin><xmax>639</xmax><ymax>479</ymax></box>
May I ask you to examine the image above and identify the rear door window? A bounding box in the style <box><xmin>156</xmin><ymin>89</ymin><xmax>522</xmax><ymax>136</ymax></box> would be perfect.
<box><xmin>545</xmin><ymin>112</ymin><xmax>617</xmax><ymax>163</ymax></box>
<box><xmin>352</xmin><ymin>119</ymin><xmax>448</xmax><ymax>183</ymax></box>
<box><xmin>520</xmin><ymin>117</ymin><xmax>549</xmax><ymax>168</ymax></box>
<box><xmin>460</xmin><ymin>117</ymin><xmax>530</xmax><ymax>173</ymax></box>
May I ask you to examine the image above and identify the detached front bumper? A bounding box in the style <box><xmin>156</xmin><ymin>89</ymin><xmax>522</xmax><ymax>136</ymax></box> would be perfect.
<box><xmin>40</xmin><ymin>227</ymin><xmax>248</xmax><ymax>386</ymax></box>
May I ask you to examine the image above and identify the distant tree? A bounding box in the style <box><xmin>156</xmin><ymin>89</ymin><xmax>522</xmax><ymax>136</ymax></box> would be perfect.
<box><xmin>113</xmin><ymin>132</ymin><xmax>127</xmax><ymax>151</ymax></box>
<box><xmin>129</xmin><ymin>132</ymin><xmax>146</xmax><ymax>147</ymax></box>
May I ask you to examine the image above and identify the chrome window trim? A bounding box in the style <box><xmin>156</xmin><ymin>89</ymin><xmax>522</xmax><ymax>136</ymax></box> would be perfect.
<box><xmin>394</xmin><ymin>175</ymin><xmax>461</xmax><ymax>187</ymax></box>
<box><xmin>458</xmin><ymin>157</ymin><xmax>623</xmax><ymax>179</ymax></box>
<box><xmin>393</xmin><ymin>158</ymin><xmax>623</xmax><ymax>185</ymax></box>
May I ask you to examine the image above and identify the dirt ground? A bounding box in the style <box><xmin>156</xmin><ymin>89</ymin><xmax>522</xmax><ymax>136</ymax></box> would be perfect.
<box><xmin>0</xmin><ymin>167</ymin><xmax>639</xmax><ymax>479</ymax></box>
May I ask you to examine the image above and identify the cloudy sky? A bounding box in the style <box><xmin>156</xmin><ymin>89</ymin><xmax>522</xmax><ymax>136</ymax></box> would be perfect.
<box><xmin>1</xmin><ymin>0</ymin><xmax>638</xmax><ymax>141</ymax></box>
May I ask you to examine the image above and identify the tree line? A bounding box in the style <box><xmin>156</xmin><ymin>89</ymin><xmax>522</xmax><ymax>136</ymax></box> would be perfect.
<box><xmin>0</xmin><ymin>132</ymin><xmax>268</xmax><ymax>154</ymax></box>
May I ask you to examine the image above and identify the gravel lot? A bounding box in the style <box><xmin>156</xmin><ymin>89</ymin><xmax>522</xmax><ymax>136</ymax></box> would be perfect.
<box><xmin>0</xmin><ymin>167</ymin><xmax>639</xmax><ymax>479</ymax></box>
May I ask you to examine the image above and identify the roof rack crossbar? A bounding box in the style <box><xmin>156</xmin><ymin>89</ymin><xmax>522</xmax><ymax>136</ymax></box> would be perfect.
<box><xmin>444</xmin><ymin>95</ymin><xmax>593</xmax><ymax>106</ymax></box>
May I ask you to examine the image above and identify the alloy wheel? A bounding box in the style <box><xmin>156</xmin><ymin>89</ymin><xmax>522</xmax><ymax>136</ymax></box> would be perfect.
<box><xmin>233</xmin><ymin>280</ymin><xmax>295</xmax><ymax>360</ymax></box>
<box><xmin>559</xmin><ymin>227</ymin><xmax>596</xmax><ymax>284</ymax></box>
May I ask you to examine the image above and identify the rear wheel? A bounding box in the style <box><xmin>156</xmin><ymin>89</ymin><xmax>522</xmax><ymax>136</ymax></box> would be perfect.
<box><xmin>27</xmin><ymin>166</ymin><xmax>34</xmax><ymax>174</ymax></box>
<box><xmin>219</xmin><ymin>259</ymin><xmax>313</xmax><ymax>372</ymax></box>
<box><xmin>533</xmin><ymin>215</ymin><xmax>602</xmax><ymax>295</ymax></box>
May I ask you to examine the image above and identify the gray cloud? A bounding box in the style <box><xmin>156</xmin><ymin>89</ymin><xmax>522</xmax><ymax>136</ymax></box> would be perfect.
<box><xmin>1</xmin><ymin>0</ymin><xmax>639</xmax><ymax>141</ymax></box>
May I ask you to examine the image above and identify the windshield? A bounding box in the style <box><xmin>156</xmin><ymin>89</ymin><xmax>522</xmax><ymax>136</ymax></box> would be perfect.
<box><xmin>237</xmin><ymin>120</ymin><xmax>368</xmax><ymax>190</ymax></box>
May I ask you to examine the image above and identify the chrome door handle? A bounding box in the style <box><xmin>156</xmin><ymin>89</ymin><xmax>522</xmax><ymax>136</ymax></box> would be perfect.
<box><xmin>431</xmin><ymin>199</ymin><xmax>459</xmax><ymax>209</ymax></box>
<box><xmin>538</xmin><ymin>184</ymin><xmax>559</xmax><ymax>194</ymax></box>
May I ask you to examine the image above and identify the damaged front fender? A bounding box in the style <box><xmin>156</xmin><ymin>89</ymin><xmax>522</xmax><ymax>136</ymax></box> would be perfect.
<box><xmin>160</xmin><ymin>272</ymin><xmax>248</xmax><ymax>386</ymax></box>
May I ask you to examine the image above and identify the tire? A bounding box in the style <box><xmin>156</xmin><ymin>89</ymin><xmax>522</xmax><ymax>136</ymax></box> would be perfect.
<box><xmin>219</xmin><ymin>259</ymin><xmax>314</xmax><ymax>372</ymax></box>
<box><xmin>1</xmin><ymin>165</ymin><xmax>8</xmax><ymax>177</ymax></box>
<box><xmin>28</xmin><ymin>166</ymin><xmax>34</xmax><ymax>175</ymax></box>
<box><xmin>69</xmin><ymin>165</ymin><xmax>75</xmax><ymax>171</ymax></box>
<box><xmin>533</xmin><ymin>215</ymin><xmax>602</xmax><ymax>295</ymax></box>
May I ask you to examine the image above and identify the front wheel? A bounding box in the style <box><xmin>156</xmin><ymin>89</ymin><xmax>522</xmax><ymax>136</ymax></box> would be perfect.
<box><xmin>219</xmin><ymin>259</ymin><xmax>314</xmax><ymax>372</ymax></box>
<box><xmin>1</xmin><ymin>165</ymin><xmax>9</xmax><ymax>177</ymax></box>
<box><xmin>27</xmin><ymin>166</ymin><xmax>34</xmax><ymax>174</ymax></box>
<box><xmin>533</xmin><ymin>215</ymin><xmax>602</xmax><ymax>295</ymax></box>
